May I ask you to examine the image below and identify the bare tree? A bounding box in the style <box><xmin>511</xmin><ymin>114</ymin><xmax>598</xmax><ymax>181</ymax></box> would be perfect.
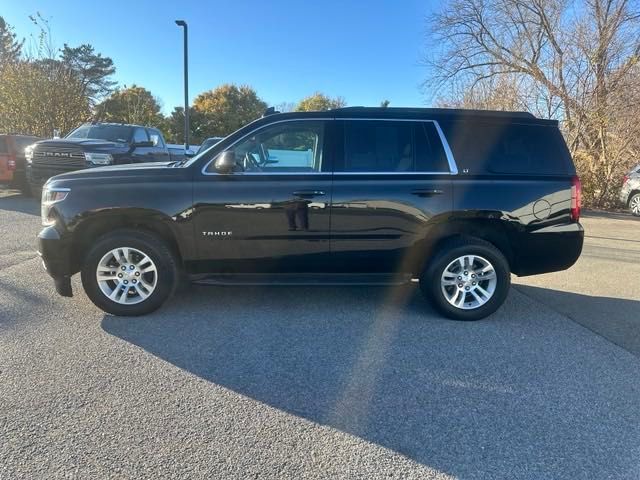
<box><xmin>426</xmin><ymin>0</ymin><xmax>640</xmax><ymax>207</ymax></box>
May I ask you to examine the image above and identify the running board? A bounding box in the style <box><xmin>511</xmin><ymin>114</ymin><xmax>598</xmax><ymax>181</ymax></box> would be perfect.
<box><xmin>192</xmin><ymin>273</ymin><xmax>415</xmax><ymax>286</ymax></box>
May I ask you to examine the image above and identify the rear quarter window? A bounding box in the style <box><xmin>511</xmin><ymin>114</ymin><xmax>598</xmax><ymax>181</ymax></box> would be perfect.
<box><xmin>440</xmin><ymin>121</ymin><xmax>574</xmax><ymax>175</ymax></box>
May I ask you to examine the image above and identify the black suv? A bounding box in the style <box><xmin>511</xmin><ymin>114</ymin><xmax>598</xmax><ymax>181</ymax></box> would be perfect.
<box><xmin>37</xmin><ymin>107</ymin><xmax>583</xmax><ymax>320</ymax></box>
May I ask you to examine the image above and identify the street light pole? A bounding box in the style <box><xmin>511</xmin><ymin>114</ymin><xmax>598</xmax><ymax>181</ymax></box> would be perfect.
<box><xmin>175</xmin><ymin>20</ymin><xmax>189</xmax><ymax>150</ymax></box>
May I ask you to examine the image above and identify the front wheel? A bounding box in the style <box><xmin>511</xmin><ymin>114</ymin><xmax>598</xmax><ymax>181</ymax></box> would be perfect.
<box><xmin>81</xmin><ymin>230</ymin><xmax>178</xmax><ymax>316</ymax></box>
<box><xmin>629</xmin><ymin>193</ymin><xmax>640</xmax><ymax>216</ymax></box>
<box><xmin>420</xmin><ymin>237</ymin><xmax>510</xmax><ymax>321</ymax></box>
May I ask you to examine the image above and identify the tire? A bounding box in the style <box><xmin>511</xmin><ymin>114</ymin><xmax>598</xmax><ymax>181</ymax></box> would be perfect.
<box><xmin>419</xmin><ymin>236</ymin><xmax>511</xmax><ymax>321</ymax></box>
<box><xmin>81</xmin><ymin>229</ymin><xmax>179</xmax><ymax>316</ymax></box>
<box><xmin>629</xmin><ymin>193</ymin><xmax>640</xmax><ymax>216</ymax></box>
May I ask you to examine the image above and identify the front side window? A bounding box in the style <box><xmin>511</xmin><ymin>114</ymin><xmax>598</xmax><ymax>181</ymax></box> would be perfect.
<box><xmin>210</xmin><ymin>121</ymin><xmax>324</xmax><ymax>173</ymax></box>
<box><xmin>341</xmin><ymin>120</ymin><xmax>450</xmax><ymax>173</ymax></box>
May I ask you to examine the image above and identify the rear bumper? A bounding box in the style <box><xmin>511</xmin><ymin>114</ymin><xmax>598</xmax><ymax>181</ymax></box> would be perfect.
<box><xmin>512</xmin><ymin>222</ymin><xmax>584</xmax><ymax>276</ymax></box>
<box><xmin>37</xmin><ymin>226</ymin><xmax>73</xmax><ymax>297</ymax></box>
<box><xmin>619</xmin><ymin>184</ymin><xmax>631</xmax><ymax>205</ymax></box>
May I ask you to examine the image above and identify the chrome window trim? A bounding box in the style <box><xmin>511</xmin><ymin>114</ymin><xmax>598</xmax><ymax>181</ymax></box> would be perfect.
<box><xmin>201</xmin><ymin>117</ymin><xmax>459</xmax><ymax>176</ymax></box>
<box><xmin>333</xmin><ymin>171</ymin><xmax>451</xmax><ymax>176</ymax></box>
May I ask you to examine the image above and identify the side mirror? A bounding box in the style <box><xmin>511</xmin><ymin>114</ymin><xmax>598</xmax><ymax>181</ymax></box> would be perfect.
<box><xmin>214</xmin><ymin>151</ymin><xmax>237</xmax><ymax>173</ymax></box>
<box><xmin>132</xmin><ymin>140</ymin><xmax>154</xmax><ymax>148</ymax></box>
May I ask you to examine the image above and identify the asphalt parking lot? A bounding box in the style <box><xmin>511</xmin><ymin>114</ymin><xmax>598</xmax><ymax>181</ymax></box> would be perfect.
<box><xmin>1</xmin><ymin>190</ymin><xmax>639</xmax><ymax>479</ymax></box>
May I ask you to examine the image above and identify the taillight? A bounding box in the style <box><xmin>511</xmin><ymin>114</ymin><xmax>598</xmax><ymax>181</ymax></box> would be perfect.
<box><xmin>623</xmin><ymin>175</ymin><xmax>629</xmax><ymax>185</ymax></box>
<box><xmin>571</xmin><ymin>175</ymin><xmax>581</xmax><ymax>221</ymax></box>
<box><xmin>7</xmin><ymin>155</ymin><xmax>16</xmax><ymax>171</ymax></box>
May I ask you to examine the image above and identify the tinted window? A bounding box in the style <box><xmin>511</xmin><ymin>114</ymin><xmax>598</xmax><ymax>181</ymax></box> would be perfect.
<box><xmin>0</xmin><ymin>137</ymin><xmax>7</xmax><ymax>154</ymax></box>
<box><xmin>133</xmin><ymin>128</ymin><xmax>149</xmax><ymax>143</ymax></box>
<box><xmin>342</xmin><ymin>121</ymin><xmax>450</xmax><ymax>173</ymax></box>
<box><xmin>67</xmin><ymin>125</ymin><xmax>133</xmax><ymax>143</ymax></box>
<box><xmin>415</xmin><ymin>122</ymin><xmax>450</xmax><ymax>172</ymax></box>
<box><xmin>344</xmin><ymin>121</ymin><xmax>412</xmax><ymax>172</ymax></box>
<box><xmin>211</xmin><ymin>121</ymin><xmax>324</xmax><ymax>173</ymax></box>
<box><xmin>441</xmin><ymin>122</ymin><xmax>572</xmax><ymax>175</ymax></box>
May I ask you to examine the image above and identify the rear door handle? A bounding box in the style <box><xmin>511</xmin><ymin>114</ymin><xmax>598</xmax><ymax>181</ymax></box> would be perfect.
<box><xmin>411</xmin><ymin>189</ymin><xmax>444</xmax><ymax>197</ymax></box>
<box><xmin>292</xmin><ymin>190</ymin><xmax>326</xmax><ymax>198</ymax></box>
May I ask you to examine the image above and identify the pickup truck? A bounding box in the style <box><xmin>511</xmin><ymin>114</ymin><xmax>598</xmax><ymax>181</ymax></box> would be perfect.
<box><xmin>26</xmin><ymin>123</ymin><xmax>172</xmax><ymax>196</ymax></box>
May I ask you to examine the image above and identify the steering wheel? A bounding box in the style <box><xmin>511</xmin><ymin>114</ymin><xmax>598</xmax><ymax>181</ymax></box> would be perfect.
<box><xmin>243</xmin><ymin>152</ymin><xmax>262</xmax><ymax>172</ymax></box>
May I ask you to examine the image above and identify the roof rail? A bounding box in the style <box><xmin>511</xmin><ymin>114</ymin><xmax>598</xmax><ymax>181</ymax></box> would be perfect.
<box><xmin>330</xmin><ymin>106</ymin><xmax>535</xmax><ymax>119</ymax></box>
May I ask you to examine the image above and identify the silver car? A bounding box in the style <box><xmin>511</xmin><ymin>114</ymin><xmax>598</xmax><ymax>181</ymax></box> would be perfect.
<box><xmin>620</xmin><ymin>163</ymin><xmax>640</xmax><ymax>216</ymax></box>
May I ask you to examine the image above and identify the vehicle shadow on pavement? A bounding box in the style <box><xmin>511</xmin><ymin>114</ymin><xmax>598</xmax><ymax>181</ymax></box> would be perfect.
<box><xmin>102</xmin><ymin>284</ymin><xmax>640</xmax><ymax>479</ymax></box>
<box><xmin>0</xmin><ymin>193</ymin><xmax>39</xmax><ymax>216</ymax></box>
<box><xmin>514</xmin><ymin>284</ymin><xmax>640</xmax><ymax>357</ymax></box>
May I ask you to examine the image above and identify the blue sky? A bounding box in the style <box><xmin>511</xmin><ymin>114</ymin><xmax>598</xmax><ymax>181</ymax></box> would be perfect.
<box><xmin>3</xmin><ymin>0</ymin><xmax>438</xmax><ymax>114</ymax></box>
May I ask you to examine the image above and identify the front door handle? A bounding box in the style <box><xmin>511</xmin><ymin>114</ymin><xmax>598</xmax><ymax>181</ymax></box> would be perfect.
<box><xmin>411</xmin><ymin>189</ymin><xmax>444</xmax><ymax>197</ymax></box>
<box><xmin>292</xmin><ymin>190</ymin><xmax>326</xmax><ymax>198</ymax></box>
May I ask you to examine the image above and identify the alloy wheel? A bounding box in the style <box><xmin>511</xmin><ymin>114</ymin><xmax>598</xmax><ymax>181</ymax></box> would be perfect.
<box><xmin>441</xmin><ymin>255</ymin><xmax>497</xmax><ymax>310</ymax></box>
<box><xmin>631</xmin><ymin>195</ymin><xmax>640</xmax><ymax>215</ymax></box>
<box><xmin>95</xmin><ymin>247</ymin><xmax>158</xmax><ymax>305</ymax></box>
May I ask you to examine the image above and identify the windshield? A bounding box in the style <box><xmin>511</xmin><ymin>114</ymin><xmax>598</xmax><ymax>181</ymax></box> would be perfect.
<box><xmin>66</xmin><ymin>125</ymin><xmax>133</xmax><ymax>143</ymax></box>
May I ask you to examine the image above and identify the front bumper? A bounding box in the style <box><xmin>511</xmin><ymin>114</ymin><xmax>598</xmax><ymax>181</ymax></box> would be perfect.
<box><xmin>37</xmin><ymin>225</ymin><xmax>73</xmax><ymax>297</ymax></box>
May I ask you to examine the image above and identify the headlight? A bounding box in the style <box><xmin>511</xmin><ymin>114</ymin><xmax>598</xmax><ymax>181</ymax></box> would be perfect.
<box><xmin>85</xmin><ymin>152</ymin><xmax>113</xmax><ymax>165</ymax></box>
<box><xmin>25</xmin><ymin>145</ymin><xmax>34</xmax><ymax>164</ymax></box>
<box><xmin>41</xmin><ymin>187</ymin><xmax>70</xmax><ymax>226</ymax></box>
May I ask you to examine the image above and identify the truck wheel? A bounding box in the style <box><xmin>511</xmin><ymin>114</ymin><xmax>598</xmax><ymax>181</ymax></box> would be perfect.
<box><xmin>420</xmin><ymin>237</ymin><xmax>510</xmax><ymax>321</ymax></box>
<box><xmin>629</xmin><ymin>193</ymin><xmax>640</xmax><ymax>216</ymax></box>
<box><xmin>81</xmin><ymin>230</ymin><xmax>178</xmax><ymax>316</ymax></box>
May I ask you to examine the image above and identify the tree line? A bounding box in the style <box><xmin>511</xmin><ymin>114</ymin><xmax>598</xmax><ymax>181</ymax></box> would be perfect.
<box><xmin>0</xmin><ymin>15</ymin><xmax>348</xmax><ymax>146</ymax></box>
<box><xmin>426</xmin><ymin>0</ymin><xmax>640</xmax><ymax>208</ymax></box>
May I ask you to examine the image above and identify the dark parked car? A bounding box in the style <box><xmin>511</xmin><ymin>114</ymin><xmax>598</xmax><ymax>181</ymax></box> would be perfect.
<box><xmin>0</xmin><ymin>134</ymin><xmax>42</xmax><ymax>193</ymax></box>
<box><xmin>37</xmin><ymin>107</ymin><xmax>583</xmax><ymax>320</ymax></box>
<box><xmin>26</xmin><ymin>123</ymin><xmax>172</xmax><ymax>196</ymax></box>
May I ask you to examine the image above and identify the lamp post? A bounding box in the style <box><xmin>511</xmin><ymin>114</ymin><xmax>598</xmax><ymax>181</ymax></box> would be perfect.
<box><xmin>175</xmin><ymin>20</ymin><xmax>189</xmax><ymax>150</ymax></box>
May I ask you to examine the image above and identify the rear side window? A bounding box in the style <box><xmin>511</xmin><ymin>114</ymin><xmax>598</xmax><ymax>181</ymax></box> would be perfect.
<box><xmin>440</xmin><ymin>122</ymin><xmax>573</xmax><ymax>175</ymax></box>
<box><xmin>0</xmin><ymin>137</ymin><xmax>7</xmax><ymax>154</ymax></box>
<box><xmin>340</xmin><ymin>120</ymin><xmax>450</xmax><ymax>173</ymax></box>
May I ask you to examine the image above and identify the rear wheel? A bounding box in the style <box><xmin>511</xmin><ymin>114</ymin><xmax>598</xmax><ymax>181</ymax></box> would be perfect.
<box><xmin>420</xmin><ymin>237</ymin><xmax>510</xmax><ymax>321</ymax></box>
<box><xmin>81</xmin><ymin>230</ymin><xmax>178</xmax><ymax>316</ymax></box>
<box><xmin>629</xmin><ymin>193</ymin><xmax>640</xmax><ymax>216</ymax></box>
